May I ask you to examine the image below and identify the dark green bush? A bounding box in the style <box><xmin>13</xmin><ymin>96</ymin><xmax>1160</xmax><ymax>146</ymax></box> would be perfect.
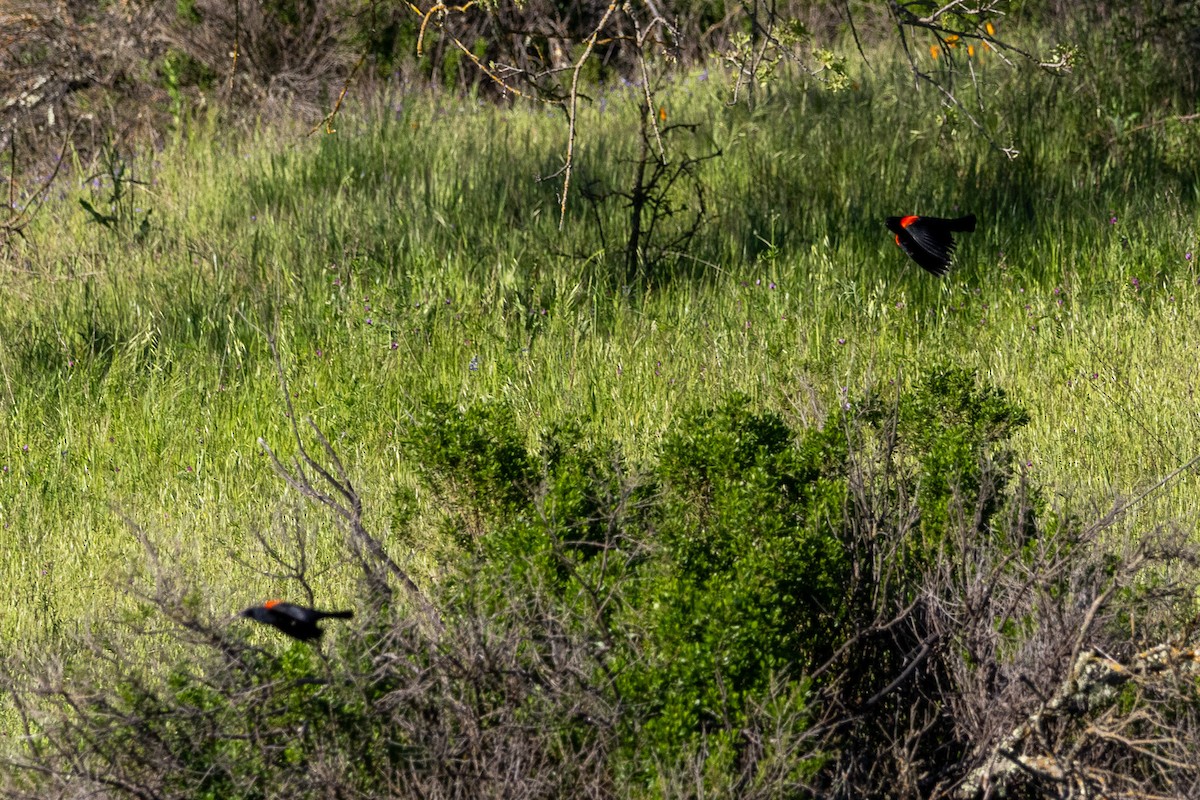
<box><xmin>895</xmin><ymin>366</ymin><xmax>1030</xmax><ymax>542</ymax></box>
<box><xmin>406</xmin><ymin>400</ymin><xmax>538</xmax><ymax>542</ymax></box>
<box><xmin>623</xmin><ymin>396</ymin><xmax>848</xmax><ymax>765</ymax></box>
<box><xmin>407</xmin><ymin>370</ymin><xmax>1032</xmax><ymax>783</ymax></box>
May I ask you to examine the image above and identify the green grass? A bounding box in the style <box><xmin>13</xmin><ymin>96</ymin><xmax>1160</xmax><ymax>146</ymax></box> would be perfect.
<box><xmin>1</xmin><ymin>35</ymin><xmax>1199</xmax><ymax>650</ymax></box>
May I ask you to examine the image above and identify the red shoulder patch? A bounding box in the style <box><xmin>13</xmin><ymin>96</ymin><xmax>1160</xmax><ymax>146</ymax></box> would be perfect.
<box><xmin>899</xmin><ymin>215</ymin><xmax>919</xmax><ymax>228</ymax></box>
<box><xmin>264</xmin><ymin>599</ymin><xmax>284</xmax><ymax>609</ymax></box>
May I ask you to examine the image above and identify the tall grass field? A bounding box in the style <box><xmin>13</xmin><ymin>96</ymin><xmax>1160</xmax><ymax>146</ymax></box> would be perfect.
<box><xmin>1</xmin><ymin>22</ymin><xmax>1200</xmax><ymax>793</ymax></box>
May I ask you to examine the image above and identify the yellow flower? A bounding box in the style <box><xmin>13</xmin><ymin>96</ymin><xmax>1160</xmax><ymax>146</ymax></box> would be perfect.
<box><xmin>930</xmin><ymin>44</ymin><xmax>939</xmax><ymax>59</ymax></box>
<box><xmin>946</xmin><ymin>34</ymin><xmax>960</xmax><ymax>48</ymax></box>
<box><xmin>968</xmin><ymin>44</ymin><xmax>975</xmax><ymax>58</ymax></box>
<box><xmin>659</xmin><ymin>106</ymin><xmax>667</xmax><ymax>122</ymax></box>
<box><xmin>986</xmin><ymin>21</ymin><xmax>995</xmax><ymax>36</ymax></box>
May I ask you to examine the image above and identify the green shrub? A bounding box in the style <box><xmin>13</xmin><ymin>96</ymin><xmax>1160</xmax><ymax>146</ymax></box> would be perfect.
<box><xmin>894</xmin><ymin>366</ymin><xmax>1031</xmax><ymax>543</ymax></box>
<box><xmin>413</xmin><ymin>370</ymin><xmax>1032</xmax><ymax>783</ymax></box>
<box><xmin>406</xmin><ymin>400</ymin><xmax>538</xmax><ymax>543</ymax></box>
<box><xmin>622</xmin><ymin>396</ymin><xmax>848</xmax><ymax>765</ymax></box>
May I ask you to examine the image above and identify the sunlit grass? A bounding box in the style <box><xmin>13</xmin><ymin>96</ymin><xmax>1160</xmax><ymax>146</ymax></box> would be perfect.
<box><xmin>0</xmin><ymin>39</ymin><xmax>1199</xmax><ymax>652</ymax></box>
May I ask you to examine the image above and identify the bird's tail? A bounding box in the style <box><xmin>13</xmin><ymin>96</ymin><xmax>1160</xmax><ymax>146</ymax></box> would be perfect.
<box><xmin>319</xmin><ymin>609</ymin><xmax>355</xmax><ymax>619</ymax></box>
<box><xmin>951</xmin><ymin>214</ymin><xmax>977</xmax><ymax>232</ymax></box>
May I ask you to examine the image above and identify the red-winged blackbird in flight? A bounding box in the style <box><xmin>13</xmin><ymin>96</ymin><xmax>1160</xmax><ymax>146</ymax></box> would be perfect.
<box><xmin>885</xmin><ymin>214</ymin><xmax>976</xmax><ymax>276</ymax></box>
<box><xmin>240</xmin><ymin>600</ymin><xmax>354</xmax><ymax>642</ymax></box>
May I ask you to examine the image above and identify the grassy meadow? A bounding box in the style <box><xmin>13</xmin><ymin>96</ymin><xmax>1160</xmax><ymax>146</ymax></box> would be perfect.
<box><xmin>1</xmin><ymin>33</ymin><xmax>1200</xmax><ymax>659</ymax></box>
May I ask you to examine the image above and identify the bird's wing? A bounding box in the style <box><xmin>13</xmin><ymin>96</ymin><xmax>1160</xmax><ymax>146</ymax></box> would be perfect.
<box><xmin>904</xmin><ymin>220</ymin><xmax>956</xmax><ymax>264</ymax></box>
<box><xmin>898</xmin><ymin>231</ymin><xmax>951</xmax><ymax>276</ymax></box>
<box><xmin>274</xmin><ymin>603</ymin><xmax>311</xmax><ymax>623</ymax></box>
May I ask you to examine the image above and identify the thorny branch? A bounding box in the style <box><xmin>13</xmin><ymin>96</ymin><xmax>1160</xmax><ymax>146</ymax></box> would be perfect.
<box><xmin>0</xmin><ymin>123</ymin><xmax>76</xmax><ymax>248</ymax></box>
<box><xmin>557</xmin><ymin>2</ymin><xmax>619</xmax><ymax>230</ymax></box>
<box><xmin>259</xmin><ymin>332</ymin><xmax>443</xmax><ymax>631</ymax></box>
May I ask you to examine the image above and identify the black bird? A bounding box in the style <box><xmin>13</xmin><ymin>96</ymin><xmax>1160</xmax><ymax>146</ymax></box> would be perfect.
<box><xmin>885</xmin><ymin>213</ymin><xmax>976</xmax><ymax>276</ymax></box>
<box><xmin>240</xmin><ymin>600</ymin><xmax>354</xmax><ymax>642</ymax></box>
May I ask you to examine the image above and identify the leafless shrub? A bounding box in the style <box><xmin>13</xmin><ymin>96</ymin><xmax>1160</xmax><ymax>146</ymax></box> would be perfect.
<box><xmin>0</xmin><ymin>125</ymin><xmax>73</xmax><ymax>254</ymax></box>
<box><xmin>158</xmin><ymin>0</ymin><xmax>354</xmax><ymax>114</ymax></box>
<box><xmin>808</xmin><ymin>414</ymin><xmax>1200</xmax><ymax>799</ymax></box>
<box><xmin>0</xmin><ymin>2</ymin><xmax>170</xmax><ymax>160</ymax></box>
<box><xmin>946</xmin><ymin>506</ymin><xmax>1200</xmax><ymax>800</ymax></box>
<box><xmin>0</xmin><ymin>447</ymin><xmax>626</xmax><ymax>798</ymax></box>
